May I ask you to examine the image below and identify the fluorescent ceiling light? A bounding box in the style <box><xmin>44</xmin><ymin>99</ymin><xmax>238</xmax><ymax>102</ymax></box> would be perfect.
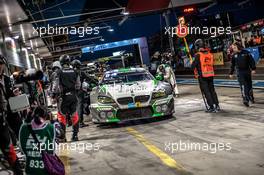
<box><xmin>107</xmin><ymin>28</ymin><xmax>114</xmax><ymax>32</ymax></box>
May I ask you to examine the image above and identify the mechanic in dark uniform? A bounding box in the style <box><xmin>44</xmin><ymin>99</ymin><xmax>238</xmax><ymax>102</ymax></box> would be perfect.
<box><xmin>191</xmin><ymin>39</ymin><xmax>220</xmax><ymax>112</ymax></box>
<box><xmin>71</xmin><ymin>59</ymin><xmax>99</xmax><ymax>127</ymax></box>
<box><xmin>53</xmin><ymin>55</ymin><xmax>81</xmax><ymax>141</ymax></box>
<box><xmin>71</xmin><ymin>59</ymin><xmax>87</xmax><ymax>128</ymax></box>
<box><xmin>229</xmin><ymin>41</ymin><xmax>256</xmax><ymax>107</ymax></box>
<box><xmin>0</xmin><ymin>55</ymin><xmax>23</xmax><ymax>174</ymax></box>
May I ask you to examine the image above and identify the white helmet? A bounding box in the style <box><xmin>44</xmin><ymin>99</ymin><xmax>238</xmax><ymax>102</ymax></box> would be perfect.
<box><xmin>52</xmin><ymin>61</ymin><xmax>62</xmax><ymax>70</ymax></box>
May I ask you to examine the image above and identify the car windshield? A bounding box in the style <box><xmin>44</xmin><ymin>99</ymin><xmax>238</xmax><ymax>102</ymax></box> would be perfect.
<box><xmin>102</xmin><ymin>71</ymin><xmax>153</xmax><ymax>84</ymax></box>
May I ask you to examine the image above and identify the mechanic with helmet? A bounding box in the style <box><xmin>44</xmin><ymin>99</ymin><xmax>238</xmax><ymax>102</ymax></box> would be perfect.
<box><xmin>52</xmin><ymin>55</ymin><xmax>81</xmax><ymax>141</ymax></box>
<box><xmin>156</xmin><ymin>54</ymin><xmax>179</xmax><ymax>97</ymax></box>
<box><xmin>0</xmin><ymin>55</ymin><xmax>23</xmax><ymax>174</ymax></box>
<box><xmin>71</xmin><ymin>59</ymin><xmax>87</xmax><ymax>128</ymax></box>
<box><xmin>71</xmin><ymin>59</ymin><xmax>99</xmax><ymax>127</ymax></box>
<box><xmin>191</xmin><ymin>39</ymin><xmax>220</xmax><ymax>113</ymax></box>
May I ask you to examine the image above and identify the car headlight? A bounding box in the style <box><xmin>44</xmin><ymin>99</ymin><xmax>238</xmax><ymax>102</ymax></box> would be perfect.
<box><xmin>162</xmin><ymin>104</ymin><xmax>168</xmax><ymax>111</ymax></box>
<box><xmin>98</xmin><ymin>96</ymin><xmax>115</xmax><ymax>104</ymax></box>
<box><xmin>100</xmin><ymin>112</ymin><xmax>106</xmax><ymax>119</ymax></box>
<box><xmin>107</xmin><ymin>111</ymin><xmax>113</xmax><ymax>118</ymax></box>
<box><xmin>152</xmin><ymin>90</ymin><xmax>167</xmax><ymax>99</ymax></box>
<box><xmin>156</xmin><ymin>106</ymin><xmax>162</xmax><ymax>113</ymax></box>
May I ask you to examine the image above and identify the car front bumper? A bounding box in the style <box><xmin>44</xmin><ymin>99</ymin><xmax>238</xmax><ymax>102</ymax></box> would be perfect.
<box><xmin>90</xmin><ymin>95</ymin><xmax>174</xmax><ymax>123</ymax></box>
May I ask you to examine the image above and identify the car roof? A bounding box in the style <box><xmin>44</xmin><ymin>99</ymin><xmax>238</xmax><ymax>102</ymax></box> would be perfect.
<box><xmin>105</xmin><ymin>67</ymin><xmax>147</xmax><ymax>74</ymax></box>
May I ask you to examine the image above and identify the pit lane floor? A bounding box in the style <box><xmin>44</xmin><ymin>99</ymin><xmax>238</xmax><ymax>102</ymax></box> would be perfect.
<box><xmin>1</xmin><ymin>85</ymin><xmax>263</xmax><ymax>175</ymax></box>
<box><xmin>60</xmin><ymin>85</ymin><xmax>264</xmax><ymax>175</ymax></box>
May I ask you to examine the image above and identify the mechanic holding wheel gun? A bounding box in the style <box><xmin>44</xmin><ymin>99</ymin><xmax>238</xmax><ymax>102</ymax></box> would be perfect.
<box><xmin>0</xmin><ymin>55</ymin><xmax>23</xmax><ymax>175</ymax></box>
<box><xmin>229</xmin><ymin>41</ymin><xmax>256</xmax><ymax>107</ymax></box>
<box><xmin>191</xmin><ymin>39</ymin><xmax>220</xmax><ymax>113</ymax></box>
<box><xmin>52</xmin><ymin>55</ymin><xmax>81</xmax><ymax>142</ymax></box>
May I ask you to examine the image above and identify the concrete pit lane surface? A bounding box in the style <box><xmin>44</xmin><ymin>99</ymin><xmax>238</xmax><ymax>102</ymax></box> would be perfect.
<box><xmin>56</xmin><ymin>85</ymin><xmax>264</xmax><ymax>175</ymax></box>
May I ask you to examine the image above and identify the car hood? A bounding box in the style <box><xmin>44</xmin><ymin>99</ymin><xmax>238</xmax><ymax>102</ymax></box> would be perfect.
<box><xmin>101</xmin><ymin>80</ymin><xmax>157</xmax><ymax>99</ymax></box>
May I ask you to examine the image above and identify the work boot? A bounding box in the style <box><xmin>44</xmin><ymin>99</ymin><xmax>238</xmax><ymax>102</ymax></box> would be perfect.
<box><xmin>206</xmin><ymin>106</ymin><xmax>216</xmax><ymax>113</ymax></box>
<box><xmin>80</xmin><ymin>122</ymin><xmax>88</xmax><ymax>128</ymax></box>
<box><xmin>56</xmin><ymin>134</ymin><xmax>67</xmax><ymax>143</ymax></box>
<box><xmin>243</xmin><ymin>101</ymin><xmax>249</xmax><ymax>107</ymax></box>
<box><xmin>57</xmin><ymin>136</ymin><xmax>67</xmax><ymax>143</ymax></box>
<box><xmin>71</xmin><ymin>134</ymin><xmax>79</xmax><ymax>142</ymax></box>
<box><xmin>215</xmin><ymin>104</ymin><xmax>221</xmax><ymax>112</ymax></box>
<box><xmin>250</xmin><ymin>97</ymin><xmax>255</xmax><ymax>104</ymax></box>
<box><xmin>249</xmin><ymin>91</ymin><xmax>254</xmax><ymax>104</ymax></box>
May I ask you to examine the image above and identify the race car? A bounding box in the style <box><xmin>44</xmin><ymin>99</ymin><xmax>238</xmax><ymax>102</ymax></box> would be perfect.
<box><xmin>89</xmin><ymin>67</ymin><xmax>175</xmax><ymax>123</ymax></box>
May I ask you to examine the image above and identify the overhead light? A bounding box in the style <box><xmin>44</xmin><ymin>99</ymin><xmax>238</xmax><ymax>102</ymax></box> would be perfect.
<box><xmin>20</xmin><ymin>24</ymin><xmax>25</xmax><ymax>43</ymax></box>
<box><xmin>22</xmin><ymin>48</ymin><xmax>31</xmax><ymax>68</ymax></box>
<box><xmin>123</xmin><ymin>11</ymin><xmax>129</xmax><ymax>15</ymax></box>
<box><xmin>107</xmin><ymin>28</ymin><xmax>114</xmax><ymax>32</ymax></box>
<box><xmin>100</xmin><ymin>38</ymin><xmax>105</xmax><ymax>41</ymax></box>
<box><xmin>121</xmin><ymin>9</ymin><xmax>129</xmax><ymax>15</ymax></box>
<box><xmin>4</xmin><ymin>4</ymin><xmax>12</xmax><ymax>31</ymax></box>
<box><xmin>30</xmin><ymin>54</ymin><xmax>38</xmax><ymax>68</ymax></box>
<box><xmin>30</xmin><ymin>40</ymin><xmax>34</xmax><ymax>48</ymax></box>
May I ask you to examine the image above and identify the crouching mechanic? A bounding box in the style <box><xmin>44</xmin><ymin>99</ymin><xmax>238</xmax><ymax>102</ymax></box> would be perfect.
<box><xmin>52</xmin><ymin>55</ymin><xmax>81</xmax><ymax>141</ymax></box>
<box><xmin>156</xmin><ymin>60</ymin><xmax>179</xmax><ymax>97</ymax></box>
<box><xmin>191</xmin><ymin>39</ymin><xmax>220</xmax><ymax>112</ymax></box>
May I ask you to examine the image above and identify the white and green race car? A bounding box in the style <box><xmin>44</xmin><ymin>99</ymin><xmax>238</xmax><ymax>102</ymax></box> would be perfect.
<box><xmin>89</xmin><ymin>67</ymin><xmax>174</xmax><ymax>123</ymax></box>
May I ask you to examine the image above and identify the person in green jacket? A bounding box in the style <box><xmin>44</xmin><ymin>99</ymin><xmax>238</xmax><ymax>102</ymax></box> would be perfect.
<box><xmin>19</xmin><ymin>106</ymin><xmax>55</xmax><ymax>175</ymax></box>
